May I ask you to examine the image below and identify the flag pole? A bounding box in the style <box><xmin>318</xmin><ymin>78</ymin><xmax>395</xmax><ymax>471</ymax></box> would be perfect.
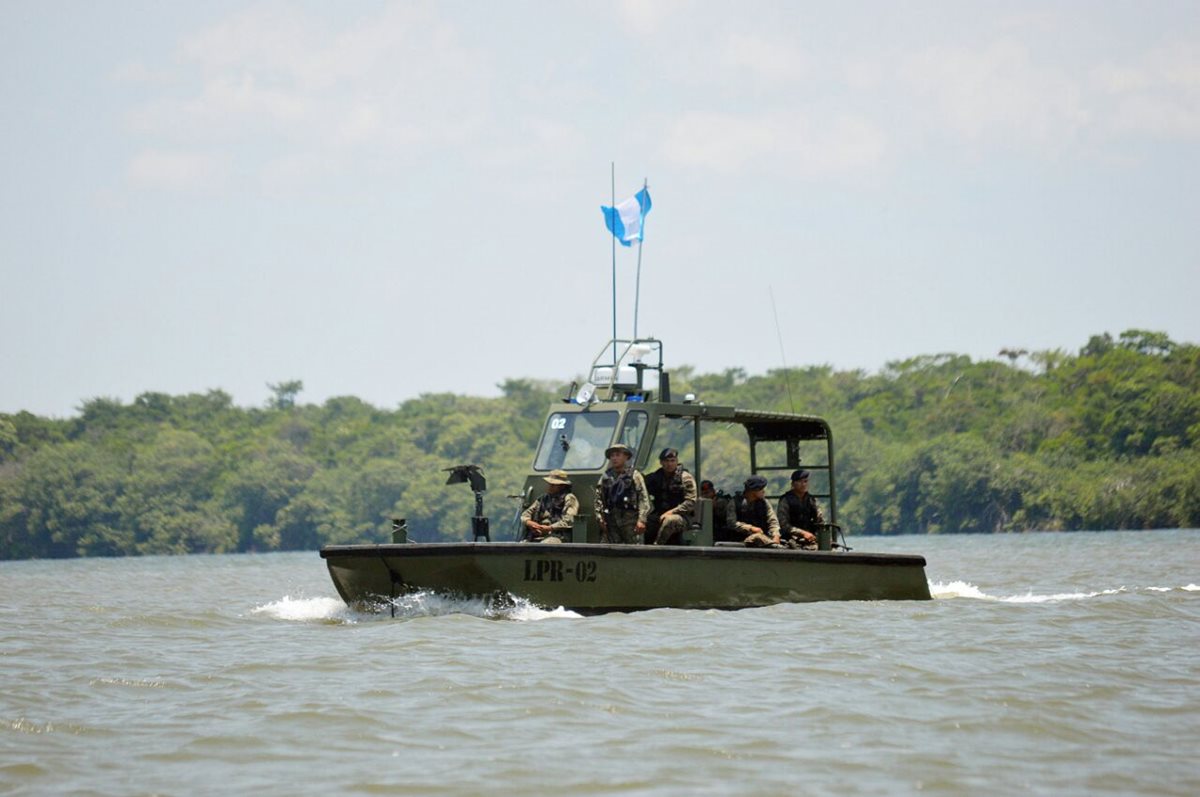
<box><xmin>611</xmin><ymin>163</ymin><xmax>618</xmax><ymax>365</ymax></box>
<box><xmin>633</xmin><ymin>178</ymin><xmax>647</xmax><ymax>339</ymax></box>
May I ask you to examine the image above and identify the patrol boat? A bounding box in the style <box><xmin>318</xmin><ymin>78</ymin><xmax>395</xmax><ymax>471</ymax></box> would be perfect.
<box><xmin>320</xmin><ymin>339</ymin><xmax>931</xmax><ymax>613</ymax></box>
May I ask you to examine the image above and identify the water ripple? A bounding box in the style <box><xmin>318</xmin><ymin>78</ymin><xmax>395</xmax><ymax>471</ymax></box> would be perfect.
<box><xmin>1</xmin><ymin>532</ymin><xmax>1197</xmax><ymax>796</ymax></box>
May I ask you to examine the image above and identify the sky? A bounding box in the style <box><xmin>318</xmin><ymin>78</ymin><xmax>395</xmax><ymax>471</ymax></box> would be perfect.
<box><xmin>2</xmin><ymin>1</ymin><xmax>1198</xmax><ymax>417</ymax></box>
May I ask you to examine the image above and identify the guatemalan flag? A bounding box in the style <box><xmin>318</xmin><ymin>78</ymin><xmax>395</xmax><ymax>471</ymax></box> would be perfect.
<box><xmin>601</xmin><ymin>187</ymin><xmax>652</xmax><ymax>247</ymax></box>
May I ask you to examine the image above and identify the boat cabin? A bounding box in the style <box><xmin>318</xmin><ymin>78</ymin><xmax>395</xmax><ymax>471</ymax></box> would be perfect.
<box><xmin>521</xmin><ymin>338</ymin><xmax>838</xmax><ymax>544</ymax></box>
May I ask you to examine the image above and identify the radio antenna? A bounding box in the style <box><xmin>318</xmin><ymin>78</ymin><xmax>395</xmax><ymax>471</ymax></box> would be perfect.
<box><xmin>633</xmin><ymin>177</ymin><xmax>647</xmax><ymax>338</ymax></box>
<box><xmin>769</xmin><ymin>286</ymin><xmax>795</xmax><ymax>413</ymax></box>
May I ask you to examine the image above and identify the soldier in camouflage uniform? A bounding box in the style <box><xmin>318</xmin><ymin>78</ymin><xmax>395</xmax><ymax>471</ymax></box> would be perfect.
<box><xmin>701</xmin><ymin>480</ymin><xmax>735</xmax><ymax>542</ymax></box>
<box><xmin>520</xmin><ymin>469</ymin><xmax>580</xmax><ymax>544</ymax></box>
<box><xmin>644</xmin><ymin>448</ymin><xmax>697</xmax><ymax>545</ymax></box>
<box><xmin>777</xmin><ymin>469</ymin><xmax>824</xmax><ymax>550</ymax></box>
<box><xmin>726</xmin><ymin>475</ymin><xmax>782</xmax><ymax>547</ymax></box>
<box><xmin>594</xmin><ymin>443</ymin><xmax>649</xmax><ymax>545</ymax></box>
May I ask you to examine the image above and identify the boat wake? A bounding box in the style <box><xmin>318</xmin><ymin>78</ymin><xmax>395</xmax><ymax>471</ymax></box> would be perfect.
<box><xmin>251</xmin><ymin>592</ymin><xmax>582</xmax><ymax>623</ymax></box>
<box><xmin>386</xmin><ymin>591</ymin><xmax>583</xmax><ymax>622</ymax></box>
<box><xmin>931</xmin><ymin>580</ymin><xmax>1199</xmax><ymax>602</ymax></box>
<box><xmin>250</xmin><ymin>595</ymin><xmax>363</xmax><ymax>623</ymax></box>
<box><xmin>255</xmin><ymin>584</ymin><xmax>1197</xmax><ymax>619</ymax></box>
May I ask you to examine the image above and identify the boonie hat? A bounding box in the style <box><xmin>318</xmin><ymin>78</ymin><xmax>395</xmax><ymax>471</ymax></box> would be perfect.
<box><xmin>543</xmin><ymin>469</ymin><xmax>571</xmax><ymax>486</ymax></box>
<box><xmin>605</xmin><ymin>443</ymin><xmax>634</xmax><ymax>459</ymax></box>
<box><xmin>659</xmin><ymin>448</ymin><xmax>679</xmax><ymax>460</ymax></box>
<box><xmin>791</xmin><ymin>469</ymin><xmax>811</xmax><ymax>482</ymax></box>
<box><xmin>744</xmin><ymin>475</ymin><xmax>768</xmax><ymax>491</ymax></box>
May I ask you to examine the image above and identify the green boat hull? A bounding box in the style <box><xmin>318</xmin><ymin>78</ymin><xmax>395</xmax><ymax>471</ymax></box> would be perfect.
<box><xmin>320</xmin><ymin>542</ymin><xmax>932</xmax><ymax>613</ymax></box>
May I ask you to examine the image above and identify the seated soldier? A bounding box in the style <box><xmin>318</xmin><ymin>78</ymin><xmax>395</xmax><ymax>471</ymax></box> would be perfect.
<box><xmin>777</xmin><ymin>469</ymin><xmax>825</xmax><ymax>550</ymax></box>
<box><xmin>520</xmin><ymin>469</ymin><xmax>579</xmax><ymax>543</ymax></box>
<box><xmin>644</xmin><ymin>448</ymin><xmax>697</xmax><ymax>545</ymax></box>
<box><xmin>700</xmin><ymin>480</ymin><xmax>735</xmax><ymax>542</ymax></box>
<box><xmin>726</xmin><ymin>475</ymin><xmax>782</xmax><ymax>547</ymax></box>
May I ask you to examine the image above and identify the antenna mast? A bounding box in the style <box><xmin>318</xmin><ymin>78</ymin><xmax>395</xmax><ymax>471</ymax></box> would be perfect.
<box><xmin>770</xmin><ymin>287</ymin><xmax>796</xmax><ymax>413</ymax></box>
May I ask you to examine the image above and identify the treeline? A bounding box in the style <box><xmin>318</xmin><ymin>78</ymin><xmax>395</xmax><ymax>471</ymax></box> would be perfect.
<box><xmin>2</xmin><ymin>330</ymin><xmax>1198</xmax><ymax>559</ymax></box>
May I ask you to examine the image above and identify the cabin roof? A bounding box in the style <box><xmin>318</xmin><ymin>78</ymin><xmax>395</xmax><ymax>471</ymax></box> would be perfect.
<box><xmin>729</xmin><ymin>409</ymin><xmax>831</xmax><ymax>441</ymax></box>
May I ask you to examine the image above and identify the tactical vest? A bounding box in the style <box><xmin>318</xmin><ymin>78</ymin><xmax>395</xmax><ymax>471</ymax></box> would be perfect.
<box><xmin>647</xmin><ymin>468</ymin><xmax>688</xmax><ymax>514</ymax></box>
<box><xmin>734</xmin><ymin>494</ymin><xmax>770</xmax><ymax>530</ymax></box>
<box><xmin>600</xmin><ymin>469</ymin><xmax>639</xmax><ymax>512</ymax></box>
<box><xmin>535</xmin><ymin>491</ymin><xmax>571</xmax><ymax>523</ymax></box>
<box><xmin>781</xmin><ymin>491</ymin><xmax>820</xmax><ymax>530</ymax></box>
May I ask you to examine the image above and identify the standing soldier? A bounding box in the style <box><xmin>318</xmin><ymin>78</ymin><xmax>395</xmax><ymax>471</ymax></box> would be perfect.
<box><xmin>594</xmin><ymin>443</ymin><xmax>649</xmax><ymax>544</ymax></box>
<box><xmin>520</xmin><ymin>469</ymin><xmax>579</xmax><ymax>544</ymax></box>
<box><xmin>726</xmin><ymin>475</ymin><xmax>782</xmax><ymax>547</ymax></box>
<box><xmin>644</xmin><ymin>448</ymin><xmax>697</xmax><ymax>545</ymax></box>
<box><xmin>777</xmin><ymin>469</ymin><xmax>824</xmax><ymax>550</ymax></box>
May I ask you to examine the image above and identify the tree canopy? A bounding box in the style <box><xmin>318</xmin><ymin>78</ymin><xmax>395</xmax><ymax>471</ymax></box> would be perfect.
<box><xmin>2</xmin><ymin>330</ymin><xmax>1197</xmax><ymax>559</ymax></box>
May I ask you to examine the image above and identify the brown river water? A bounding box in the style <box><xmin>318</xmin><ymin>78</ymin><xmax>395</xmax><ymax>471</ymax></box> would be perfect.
<box><xmin>2</xmin><ymin>529</ymin><xmax>1197</xmax><ymax>796</ymax></box>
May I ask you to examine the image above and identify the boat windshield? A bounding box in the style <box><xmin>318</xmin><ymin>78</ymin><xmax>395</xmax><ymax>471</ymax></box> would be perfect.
<box><xmin>534</xmin><ymin>411</ymin><xmax>619</xmax><ymax>471</ymax></box>
<box><xmin>619</xmin><ymin>410</ymin><xmax>649</xmax><ymax>453</ymax></box>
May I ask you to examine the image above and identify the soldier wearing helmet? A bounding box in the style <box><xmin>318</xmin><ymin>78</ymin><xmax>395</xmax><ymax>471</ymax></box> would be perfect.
<box><xmin>593</xmin><ymin>443</ymin><xmax>649</xmax><ymax>544</ymax></box>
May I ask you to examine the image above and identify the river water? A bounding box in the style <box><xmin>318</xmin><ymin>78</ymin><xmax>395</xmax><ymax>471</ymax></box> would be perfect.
<box><xmin>2</xmin><ymin>530</ymin><xmax>1197</xmax><ymax>796</ymax></box>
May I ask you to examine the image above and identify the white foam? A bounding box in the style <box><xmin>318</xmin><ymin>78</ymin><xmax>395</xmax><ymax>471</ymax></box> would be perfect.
<box><xmin>387</xmin><ymin>591</ymin><xmax>495</xmax><ymax>618</ymax></box>
<box><xmin>929</xmin><ymin>580</ymin><xmax>989</xmax><ymax>599</ymax></box>
<box><xmin>506</xmin><ymin>601</ymin><xmax>583</xmax><ymax>622</ymax></box>
<box><xmin>251</xmin><ymin>595</ymin><xmax>358</xmax><ymax>623</ymax></box>
<box><xmin>999</xmin><ymin>587</ymin><xmax>1125</xmax><ymax>603</ymax></box>
<box><xmin>929</xmin><ymin>581</ymin><xmax>1196</xmax><ymax>603</ymax></box>
<box><xmin>389</xmin><ymin>591</ymin><xmax>582</xmax><ymax>621</ymax></box>
<box><xmin>252</xmin><ymin>591</ymin><xmax>582</xmax><ymax>623</ymax></box>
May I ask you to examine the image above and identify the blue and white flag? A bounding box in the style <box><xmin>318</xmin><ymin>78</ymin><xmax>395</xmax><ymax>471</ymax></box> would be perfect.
<box><xmin>601</xmin><ymin>187</ymin><xmax>652</xmax><ymax>247</ymax></box>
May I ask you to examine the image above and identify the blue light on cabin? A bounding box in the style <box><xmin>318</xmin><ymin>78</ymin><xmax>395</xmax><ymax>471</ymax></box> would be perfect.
<box><xmin>626</xmin><ymin>396</ymin><xmax>644</xmax><ymax>402</ymax></box>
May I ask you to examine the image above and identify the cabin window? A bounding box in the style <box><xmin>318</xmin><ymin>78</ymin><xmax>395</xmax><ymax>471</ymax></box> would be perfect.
<box><xmin>649</xmin><ymin>417</ymin><xmax>697</xmax><ymax>472</ymax></box>
<box><xmin>753</xmin><ymin>440</ymin><xmax>789</xmax><ymax>493</ymax></box>
<box><xmin>619</xmin><ymin>410</ymin><xmax>649</xmax><ymax>453</ymax></box>
<box><xmin>698</xmin><ymin>423</ymin><xmax>750</xmax><ymax>494</ymax></box>
<box><xmin>750</xmin><ymin>438</ymin><xmax>833</xmax><ymax>499</ymax></box>
<box><xmin>793</xmin><ymin>439</ymin><xmax>833</xmax><ymax>500</ymax></box>
<box><xmin>533</xmin><ymin>411</ymin><xmax>619</xmax><ymax>471</ymax></box>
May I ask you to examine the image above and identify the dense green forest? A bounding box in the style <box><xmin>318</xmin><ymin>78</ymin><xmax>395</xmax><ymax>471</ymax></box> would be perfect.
<box><xmin>2</xmin><ymin>330</ymin><xmax>1198</xmax><ymax>559</ymax></box>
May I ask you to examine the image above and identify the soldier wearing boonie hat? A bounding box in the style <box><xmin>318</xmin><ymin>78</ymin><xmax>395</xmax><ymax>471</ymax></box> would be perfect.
<box><xmin>727</xmin><ymin>474</ymin><xmax>782</xmax><ymax>547</ymax></box>
<box><xmin>604</xmin><ymin>442</ymin><xmax>634</xmax><ymax>459</ymax></box>
<box><xmin>594</xmin><ymin>442</ymin><xmax>649</xmax><ymax>544</ymax></box>
<box><xmin>520</xmin><ymin>469</ymin><xmax>579</xmax><ymax>544</ymax></box>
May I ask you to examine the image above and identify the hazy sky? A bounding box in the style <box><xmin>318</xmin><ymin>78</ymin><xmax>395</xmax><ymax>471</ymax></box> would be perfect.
<box><xmin>3</xmin><ymin>1</ymin><xmax>1198</xmax><ymax>417</ymax></box>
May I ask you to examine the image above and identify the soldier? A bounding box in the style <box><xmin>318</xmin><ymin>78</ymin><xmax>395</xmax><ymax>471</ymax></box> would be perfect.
<box><xmin>700</xmin><ymin>480</ymin><xmax>734</xmax><ymax>542</ymax></box>
<box><xmin>520</xmin><ymin>469</ymin><xmax>579</xmax><ymax>544</ymax></box>
<box><xmin>594</xmin><ymin>443</ymin><xmax>649</xmax><ymax>544</ymax></box>
<box><xmin>644</xmin><ymin>448</ymin><xmax>697</xmax><ymax>545</ymax></box>
<box><xmin>777</xmin><ymin>469</ymin><xmax>825</xmax><ymax>550</ymax></box>
<box><xmin>726</xmin><ymin>475</ymin><xmax>782</xmax><ymax>547</ymax></box>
